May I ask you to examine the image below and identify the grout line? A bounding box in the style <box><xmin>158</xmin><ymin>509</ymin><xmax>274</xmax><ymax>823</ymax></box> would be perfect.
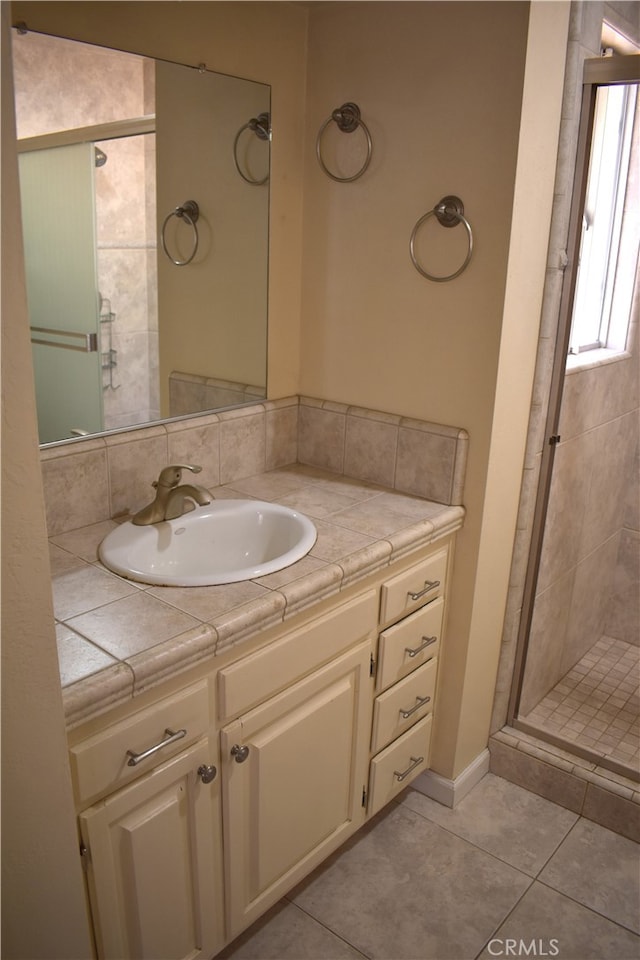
<box><xmin>535</xmin><ymin>874</ymin><xmax>640</xmax><ymax>939</ymax></box>
<box><xmin>472</xmin><ymin>877</ymin><xmax>536</xmax><ymax>960</ymax></box>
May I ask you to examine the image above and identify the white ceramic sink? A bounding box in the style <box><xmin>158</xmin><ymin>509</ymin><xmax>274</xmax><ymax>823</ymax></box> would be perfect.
<box><xmin>98</xmin><ymin>500</ymin><xmax>317</xmax><ymax>587</ymax></box>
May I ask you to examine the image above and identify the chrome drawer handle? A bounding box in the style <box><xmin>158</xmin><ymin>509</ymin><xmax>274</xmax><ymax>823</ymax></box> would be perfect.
<box><xmin>394</xmin><ymin>756</ymin><xmax>424</xmax><ymax>782</ymax></box>
<box><xmin>407</xmin><ymin>579</ymin><xmax>440</xmax><ymax>602</ymax></box>
<box><xmin>405</xmin><ymin>635</ymin><xmax>438</xmax><ymax>659</ymax></box>
<box><xmin>400</xmin><ymin>695</ymin><xmax>431</xmax><ymax>719</ymax></box>
<box><xmin>126</xmin><ymin>728</ymin><xmax>187</xmax><ymax>766</ymax></box>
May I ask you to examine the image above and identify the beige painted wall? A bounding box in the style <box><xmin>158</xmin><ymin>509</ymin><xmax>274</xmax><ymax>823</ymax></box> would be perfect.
<box><xmin>299</xmin><ymin>1</ymin><xmax>569</xmax><ymax>776</ymax></box>
<box><xmin>1</xmin><ymin>7</ymin><xmax>94</xmax><ymax>956</ymax></box>
<box><xmin>156</xmin><ymin>61</ymin><xmax>269</xmax><ymax>411</ymax></box>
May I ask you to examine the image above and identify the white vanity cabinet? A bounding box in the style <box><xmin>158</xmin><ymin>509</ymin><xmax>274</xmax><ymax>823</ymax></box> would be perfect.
<box><xmin>217</xmin><ymin>591</ymin><xmax>377</xmax><ymax>938</ymax></box>
<box><xmin>367</xmin><ymin>546</ymin><xmax>448</xmax><ymax>815</ymax></box>
<box><xmin>79</xmin><ymin>741</ymin><xmax>222</xmax><ymax>960</ymax></box>
<box><xmin>71</xmin><ymin>680</ymin><xmax>224</xmax><ymax>960</ymax></box>
<box><xmin>68</xmin><ymin>535</ymin><xmax>456</xmax><ymax>960</ymax></box>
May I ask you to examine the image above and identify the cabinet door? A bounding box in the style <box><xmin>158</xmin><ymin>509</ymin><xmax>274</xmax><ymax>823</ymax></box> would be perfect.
<box><xmin>80</xmin><ymin>740</ymin><xmax>223</xmax><ymax>960</ymax></box>
<box><xmin>221</xmin><ymin>640</ymin><xmax>373</xmax><ymax>938</ymax></box>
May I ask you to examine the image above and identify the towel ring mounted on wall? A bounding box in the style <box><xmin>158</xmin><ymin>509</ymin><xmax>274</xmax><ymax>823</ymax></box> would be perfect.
<box><xmin>316</xmin><ymin>102</ymin><xmax>373</xmax><ymax>182</ymax></box>
<box><xmin>233</xmin><ymin>112</ymin><xmax>271</xmax><ymax>185</ymax></box>
<box><xmin>161</xmin><ymin>200</ymin><xmax>200</xmax><ymax>266</ymax></box>
<box><xmin>409</xmin><ymin>196</ymin><xmax>474</xmax><ymax>282</ymax></box>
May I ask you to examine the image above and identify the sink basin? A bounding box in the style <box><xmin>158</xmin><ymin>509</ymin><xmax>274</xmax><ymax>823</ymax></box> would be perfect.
<box><xmin>98</xmin><ymin>500</ymin><xmax>317</xmax><ymax>587</ymax></box>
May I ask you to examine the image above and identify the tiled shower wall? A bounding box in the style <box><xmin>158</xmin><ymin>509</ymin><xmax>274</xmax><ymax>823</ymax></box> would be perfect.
<box><xmin>40</xmin><ymin>396</ymin><xmax>468</xmax><ymax>538</ymax></box>
<box><xmin>519</xmin><ymin>349</ymin><xmax>639</xmax><ymax>714</ymax></box>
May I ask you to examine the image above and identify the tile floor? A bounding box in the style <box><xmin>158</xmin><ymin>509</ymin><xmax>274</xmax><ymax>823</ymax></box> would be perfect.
<box><xmin>521</xmin><ymin>636</ymin><xmax>640</xmax><ymax>779</ymax></box>
<box><xmin>216</xmin><ymin>773</ymin><xmax>640</xmax><ymax>960</ymax></box>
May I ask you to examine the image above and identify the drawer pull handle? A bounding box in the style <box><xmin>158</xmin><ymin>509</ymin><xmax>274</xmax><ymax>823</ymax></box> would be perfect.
<box><xmin>394</xmin><ymin>755</ymin><xmax>424</xmax><ymax>782</ymax></box>
<box><xmin>400</xmin><ymin>695</ymin><xmax>431</xmax><ymax>719</ymax></box>
<box><xmin>231</xmin><ymin>743</ymin><xmax>250</xmax><ymax>763</ymax></box>
<box><xmin>407</xmin><ymin>579</ymin><xmax>441</xmax><ymax>602</ymax></box>
<box><xmin>405</xmin><ymin>635</ymin><xmax>438</xmax><ymax>659</ymax></box>
<box><xmin>126</xmin><ymin>728</ymin><xmax>187</xmax><ymax>766</ymax></box>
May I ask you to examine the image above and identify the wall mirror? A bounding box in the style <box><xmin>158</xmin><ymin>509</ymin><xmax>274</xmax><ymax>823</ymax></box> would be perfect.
<box><xmin>12</xmin><ymin>28</ymin><xmax>270</xmax><ymax>445</ymax></box>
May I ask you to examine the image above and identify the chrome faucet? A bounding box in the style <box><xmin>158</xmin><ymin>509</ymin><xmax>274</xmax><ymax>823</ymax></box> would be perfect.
<box><xmin>132</xmin><ymin>464</ymin><xmax>212</xmax><ymax>525</ymax></box>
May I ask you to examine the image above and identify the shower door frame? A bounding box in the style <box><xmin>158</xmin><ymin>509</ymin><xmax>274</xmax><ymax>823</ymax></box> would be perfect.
<box><xmin>507</xmin><ymin>54</ymin><xmax>640</xmax><ymax>729</ymax></box>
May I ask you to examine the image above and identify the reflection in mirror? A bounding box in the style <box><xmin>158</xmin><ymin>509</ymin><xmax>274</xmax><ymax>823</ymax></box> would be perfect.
<box><xmin>12</xmin><ymin>29</ymin><xmax>270</xmax><ymax>444</ymax></box>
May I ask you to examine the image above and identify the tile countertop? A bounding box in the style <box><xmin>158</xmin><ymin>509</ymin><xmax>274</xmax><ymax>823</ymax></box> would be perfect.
<box><xmin>49</xmin><ymin>464</ymin><xmax>465</xmax><ymax>729</ymax></box>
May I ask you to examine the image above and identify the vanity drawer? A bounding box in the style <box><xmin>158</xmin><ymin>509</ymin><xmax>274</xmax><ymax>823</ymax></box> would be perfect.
<box><xmin>379</xmin><ymin>547</ymin><xmax>448</xmax><ymax>627</ymax></box>
<box><xmin>377</xmin><ymin>597</ymin><xmax>444</xmax><ymax>692</ymax></box>
<box><xmin>371</xmin><ymin>658</ymin><xmax>437</xmax><ymax>754</ymax></box>
<box><xmin>368</xmin><ymin>715</ymin><xmax>432</xmax><ymax>816</ymax></box>
<box><xmin>218</xmin><ymin>590</ymin><xmax>377</xmax><ymax>720</ymax></box>
<box><xmin>70</xmin><ymin>680</ymin><xmax>211</xmax><ymax>805</ymax></box>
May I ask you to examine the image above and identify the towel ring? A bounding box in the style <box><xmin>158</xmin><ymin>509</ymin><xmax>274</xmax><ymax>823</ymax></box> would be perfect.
<box><xmin>233</xmin><ymin>112</ymin><xmax>270</xmax><ymax>185</ymax></box>
<box><xmin>410</xmin><ymin>196</ymin><xmax>473</xmax><ymax>282</ymax></box>
<box><xmin>316</xmin><ymin>102</ymin><xmax>372</xmax><ymax>182</ymax></box>
<box><xmin>161</xmin><ymin>200</ymin><xmax>200</xmax><ymax>266</ymax></box>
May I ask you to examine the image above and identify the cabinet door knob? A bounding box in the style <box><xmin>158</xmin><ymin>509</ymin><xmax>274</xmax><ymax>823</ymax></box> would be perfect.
<box><xmin>231</xmin><ymin>743</ymin><xmax>250</xmax><ymax>763</ymax></box>
<box><xmin>197</xmin><ymin>764</ymin><xmax>217</xmax><ymax>784</ymax></box>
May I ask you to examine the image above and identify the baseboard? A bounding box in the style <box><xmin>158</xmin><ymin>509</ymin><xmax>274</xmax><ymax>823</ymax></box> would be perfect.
<box><xmin>411</xmin><ymin>749</ymin><xmax>490</xmax><ymax>808</ymax></box>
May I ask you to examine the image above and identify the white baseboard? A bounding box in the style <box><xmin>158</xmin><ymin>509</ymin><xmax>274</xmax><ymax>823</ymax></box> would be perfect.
<box><xmin>411</xmin><ymin>749</ymin><xmax>490</xmax><ymax>808</ymax></box>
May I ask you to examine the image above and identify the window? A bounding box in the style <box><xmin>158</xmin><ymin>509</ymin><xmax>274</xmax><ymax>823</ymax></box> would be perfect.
<box><xmin>568</xmin><ymin>79</ymin><xmax>638</xmax><ymax>357</ymax></box>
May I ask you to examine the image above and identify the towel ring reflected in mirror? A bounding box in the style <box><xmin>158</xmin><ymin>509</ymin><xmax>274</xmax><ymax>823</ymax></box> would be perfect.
<box><xmin>410</xmin><ymin>196</ymin><xmax>474</xmax><ymax>282</ymax></box>
<box><xmin>161</xmin><ymin>200</ymin><xmax>200</xmax><ymax>266</ymax></box>
<box><xmin>316</xmin><ymin>102</ymin><xmax>373</xmax><ymax>182</ymax></box>
<box><xmin>233</xmin><ymin>112</ymin><xmax>271</xmax><ymax>185</ymax></box>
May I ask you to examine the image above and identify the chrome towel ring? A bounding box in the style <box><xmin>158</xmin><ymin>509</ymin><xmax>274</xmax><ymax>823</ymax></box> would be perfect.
<box><xmin>410</xmin><ymin>196</ymin><xmax>473</xmax><ymax>282</ymax></box>
<box><xmin>161</xmin><ymin>200</ymin><xmax>200</xmax><ymax>266</ymax></box>
<box><xmin>316</xmin><ymin>102</ymin><xmax>372</xmax><ymax>182</ymax></box>
<box><xmin>233</xmin><ymin>112</ymin><xmax>271</xmax><ymax>185</ymax></box>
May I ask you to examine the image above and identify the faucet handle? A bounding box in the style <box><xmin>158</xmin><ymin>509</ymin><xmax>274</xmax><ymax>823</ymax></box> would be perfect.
<box><xmin>156</xmin><ymin>463</ymin><xmax>203</xmax><ymax>489</ymax></box>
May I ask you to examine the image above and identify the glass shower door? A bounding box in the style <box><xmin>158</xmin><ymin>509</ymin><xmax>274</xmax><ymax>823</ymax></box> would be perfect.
<box><xmin>19</xmin><ymin>142</ymin><xmax>103</xmax><ymax>443</ymax></box>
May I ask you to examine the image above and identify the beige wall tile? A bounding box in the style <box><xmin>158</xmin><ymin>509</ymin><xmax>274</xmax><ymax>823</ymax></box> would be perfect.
<box><xmin>166</xmin><ymin>418</ymin><xmax>221</xmax><ymax>491</ymax></box>
<box><xmin>42</xmin><ymin>445</ymin><xmax>110</xmax><ymax>536</ymax></box>
<box><xmin>580</xmin><ymin>413</ymin><xmax>638</xmax><ymax>559</ymax></box>
<box><xmin>219</xmin><ymin>411</ymin><xmax>266</xmax><ymax>485</ymax></box>
<box><xmin>265</xmin><ymin>401</ymin><xmax>298</xmax><ymax>470</ymax></box>
<box><xmin>298</xmin><ymin>402</ymin><xmax>346</xmax><ymax>473</ymax></box>
<box><xmin>106</xmin><ymin>432</ymin><xmax>169</xmax><ymax>517</ymax></box>
<box><xmin>537</xmin><ymin>432</ymin><xmax>594</xmax><ymax>594</ymax></box>
<box><xmin>395</xmin><ymin>425</ymin><xmax>456</xmax><ymax>503</ymax></box>
<box><xmin>520</xmin><ymin>572</ymin><xmax>573</xmax><ymax>715</ymax></box>
<box><xmin>561</xmin><ymin>537</ymin><xmax>619</xmax><ymax>674</ymax></box>
<box><xmin>344</xmin><ymin>413</ymin><xmax>398</xmax><ymax>488</ymax></box>
<box><xmin>605</xmin><ymin>529</ymin><xmax>640</xmax><ymax>646</ymax></box>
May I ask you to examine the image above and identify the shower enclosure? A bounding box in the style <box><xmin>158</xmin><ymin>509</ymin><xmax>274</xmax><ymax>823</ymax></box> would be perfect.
<box><xmin>505</xmin><ymin>26</ymin><xmax>639</xmax><ymax>784</ymax></box>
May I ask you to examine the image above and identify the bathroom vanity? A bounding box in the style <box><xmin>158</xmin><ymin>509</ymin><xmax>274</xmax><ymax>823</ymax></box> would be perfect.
<box><xmin>63</xmin><ymin>494</ymin><xmax>460</xmax><ymax>959</ymax></box>
<box><xmin>42</xmin><ymin>395</ymin><xmax>467</xmax><ymax>958</ymax></box>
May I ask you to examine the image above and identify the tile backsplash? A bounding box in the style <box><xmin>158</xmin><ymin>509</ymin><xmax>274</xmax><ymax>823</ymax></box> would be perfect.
<box><xmin>41</xmin><ymin>396</ymin><xmax>468</xmax><ymax>537</ymax></box>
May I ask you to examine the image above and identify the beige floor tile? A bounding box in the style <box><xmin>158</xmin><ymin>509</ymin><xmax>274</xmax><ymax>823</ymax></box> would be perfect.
<box><xmin>290</xmin><ymin>802</ymin><xmax>531</xmax><ymax>960</ymax></box>
<box><xmin>401</xmin><ymin>774</ymin><xmax>578</xmax><ymax>876</ymax></box>
<box><xmin>217</xmin><ymin>900</ymin><xmax>365</xmax><ymax>960</ymax></box>
<box><xmin>476</xmin><ymin>881</ymin><xmax>640</xmax><ymax>960</ymax></box>
<box><xmin>539</xmin><ymin>819</ymin><xmax>640</xmax><ymax>933</ymax></box>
